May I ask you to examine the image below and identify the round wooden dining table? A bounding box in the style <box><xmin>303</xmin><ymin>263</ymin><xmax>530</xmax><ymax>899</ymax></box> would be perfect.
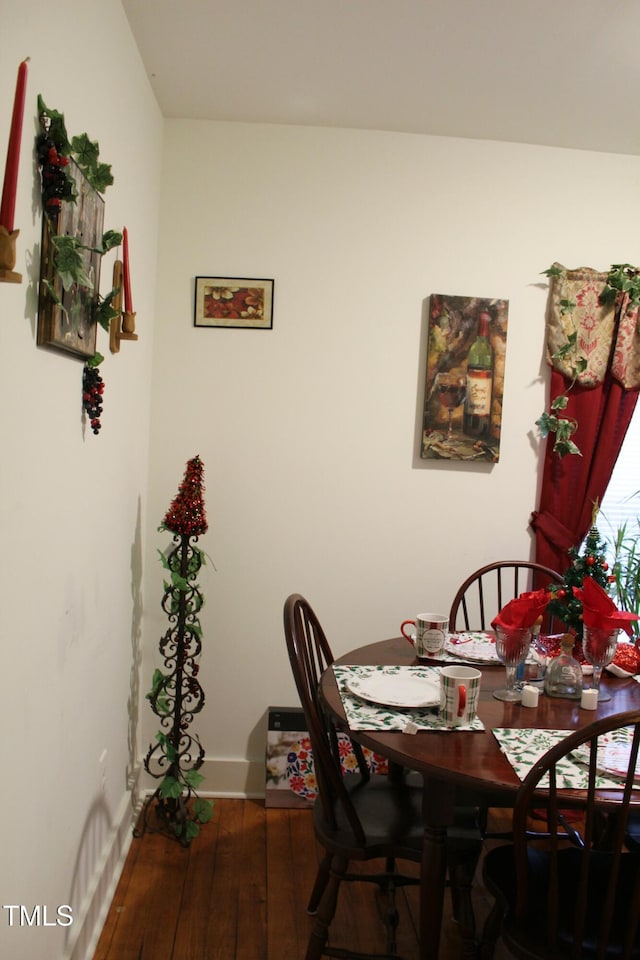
<box><xmin>319</xmin><ymin>634</ymin><xmax>640</xmax><ymax>960</ymax></box>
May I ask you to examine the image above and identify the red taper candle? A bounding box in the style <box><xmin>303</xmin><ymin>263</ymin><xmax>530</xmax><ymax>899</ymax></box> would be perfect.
<box><xmin>122</xmin><ymin>227</ymin><xmax>133</xmax><ymax>312</ymax></box>
<box><xmin>0</xmin><ymin>59</ymin><xmax>29</xmax><ymax>233</ymax></box>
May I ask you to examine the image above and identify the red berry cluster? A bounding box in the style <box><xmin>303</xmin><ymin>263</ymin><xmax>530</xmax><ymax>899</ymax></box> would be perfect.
<box><xmin>82</xmin><ymin>364</ymin><xmax>105</xmax><ymax>434</ymax></box>
<box><xmin>36</xmin><ymin>130</ymin><xmax>73</xmax><ymax>217</ymax></box>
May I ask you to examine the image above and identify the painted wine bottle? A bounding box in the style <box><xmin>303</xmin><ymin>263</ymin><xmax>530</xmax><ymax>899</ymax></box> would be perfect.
<box><xmin>464</xmin><ymin>310</ymin><xmax>493</xmax><ymax>438</ymax></box>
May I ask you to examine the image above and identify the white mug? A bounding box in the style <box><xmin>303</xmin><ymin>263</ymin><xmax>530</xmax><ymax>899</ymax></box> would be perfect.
<box><xmin>400</xmin><ymin>612</ymin><xmax>448</xmax><ymax>658</ymax></box>
<box><xmin>440</xmin><ymin>665</ymin><xmax>481</xmax><ymax>726</ymax></box>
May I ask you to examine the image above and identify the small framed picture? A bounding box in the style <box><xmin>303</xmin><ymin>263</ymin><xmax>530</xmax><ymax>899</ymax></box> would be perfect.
<box><xmin>194</xmin><ymin>276</ymin><xmax>274</xmax><ymax>329</ymax></box>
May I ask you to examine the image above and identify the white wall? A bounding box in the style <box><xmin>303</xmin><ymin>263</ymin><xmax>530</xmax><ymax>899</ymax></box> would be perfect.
<box><xmin>0</xmin><ymin>3</ymin><xmax>162</xmax><ymax>959</ymax></box>
<box><xmin>147</xmin><ymin>120</ymin><xmax>640</xmax><ymax>795</ymax></box>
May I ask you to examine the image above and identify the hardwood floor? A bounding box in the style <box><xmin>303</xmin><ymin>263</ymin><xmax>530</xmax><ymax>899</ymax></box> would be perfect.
<box><xmin>93</xmin><ymin>798</ymin><xmax>514</xmax><ymax>960</ymax></box>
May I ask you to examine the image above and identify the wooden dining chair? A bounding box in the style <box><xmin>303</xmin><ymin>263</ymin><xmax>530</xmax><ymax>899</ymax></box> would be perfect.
<box><xmin>479</xmin><ymin>708</ymin><xmax>640</xmax><ymax>960</ymax></box>
<box><xmin>449</xmin><ymin>560</ymin><xmax>566</xmax><ymax>842</ymax></box>
<box><xmin>283</xmin><ymin>593</ymin><xmax>482</xmax><ymax>960</ymax></box>
<box><xmin>448</xmin><ymin>560</ymin><xmax>564</xmax><ymax>632</ymax></box>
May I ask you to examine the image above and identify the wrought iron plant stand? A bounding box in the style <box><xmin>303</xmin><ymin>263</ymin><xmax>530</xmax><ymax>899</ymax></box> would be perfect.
<box><xmin>135</xmin><ymin>456</ymin><xmax>213</xmax><ymax>845</ymax></box>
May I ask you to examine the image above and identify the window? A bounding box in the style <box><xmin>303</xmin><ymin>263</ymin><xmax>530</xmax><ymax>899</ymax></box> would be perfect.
<box><xmin>598</xmin><ymin>402</ymin><xmax>640</xmax><ymax>552</ymax></box>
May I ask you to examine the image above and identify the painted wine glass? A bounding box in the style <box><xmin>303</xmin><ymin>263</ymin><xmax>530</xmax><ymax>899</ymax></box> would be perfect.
<box><xmin>493</xmin><ymin>626</ymin><xmax>533</xmax><ymax>702</ymax></box>
<box><xmin>582</xmin><ymin>626</ymin><xmax>619</xmax><ymax>702</ymax></box>
<box><xmin>434</xmin><ymin>372</ymin><xmax>467</xmax><ymax>439</ymax></box>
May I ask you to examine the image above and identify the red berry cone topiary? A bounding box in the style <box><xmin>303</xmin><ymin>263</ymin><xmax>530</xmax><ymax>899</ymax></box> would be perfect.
<box><xmin>163</xmin><ymin>455</ymin><xmax>208</xmax><ymax>537</ymax></box>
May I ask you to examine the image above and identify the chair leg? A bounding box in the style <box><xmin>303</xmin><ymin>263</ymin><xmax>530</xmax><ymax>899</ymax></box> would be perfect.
<box><xmin>305</xmin><ymin>855</ymin><xmax>346</xmax><ymax>960</ymax></box>
<box><xmin>382</xmin><ymin>877</ymin><xmax>399</xmax><ymax>955</ymax></box>
<box><xmin>307</xmin><ymin>852</ymin><xmax>332</xmax><ymax>914</ymax></box>
<box><xmin>478</xmin><ymin>897</ymin><xmax>503</xmax><ymax>960</ymax></box>
<box><xmin>448</xmin><ymin>850</ymin><xmax>481</xmax><ymax>959</ymax></box>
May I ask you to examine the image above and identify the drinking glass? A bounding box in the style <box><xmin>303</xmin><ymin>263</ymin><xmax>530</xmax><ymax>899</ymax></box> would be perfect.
<box><xmin>493</xmin><ymin>626</ymin><xmax>532</xmax><ymax>702</ymax></box>
<box><xmin>434</xmin><ymin>373</ymin><xmax>467</xmax><ymax>439</ymax></box>
<box><xmin>582</xmin><ymin>626</ymin><xmax>619</xmax><ymax>702</ymax></box>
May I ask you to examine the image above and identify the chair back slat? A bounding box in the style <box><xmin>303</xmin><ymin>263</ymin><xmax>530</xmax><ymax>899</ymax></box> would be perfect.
<box><xmin>449</xmin><ymin>560</ymin><xmax>563</xmax><ymax>632</ymax></box>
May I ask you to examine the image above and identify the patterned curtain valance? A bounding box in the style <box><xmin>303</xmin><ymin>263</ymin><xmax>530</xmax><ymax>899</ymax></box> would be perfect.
<box><xmin>546</xmin><ymin>262</ymin><xmax>640</xmax><ymax>390</ymax></box>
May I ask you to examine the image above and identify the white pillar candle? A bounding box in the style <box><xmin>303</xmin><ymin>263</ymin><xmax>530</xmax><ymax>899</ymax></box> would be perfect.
<box><xmin>581</xmin><ymin>688</ymin><xmax>598</xmax><ymax>710</ymax></box>
<box><xmin>521</xmin><ymin>684</ymin><xmax>539</xmax><ymax>708</ymax></box>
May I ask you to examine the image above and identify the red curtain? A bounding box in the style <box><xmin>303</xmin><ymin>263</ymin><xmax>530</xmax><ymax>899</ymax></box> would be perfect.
<box><xmin>530</xmin><ymin>264</ymin><xmax>640</xmax><ymax>573</ymax></box>
<box><xmin>530</xmin><ymin>369</ymin><xmax>638</xmax><ymax>572</ymax></box>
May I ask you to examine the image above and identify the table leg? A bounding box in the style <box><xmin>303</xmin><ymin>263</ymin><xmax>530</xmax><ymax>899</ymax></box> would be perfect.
<box><xmin>420</xmin><ymin>776</ymin><xmax>456</xmax><ymax>959</ymax></box>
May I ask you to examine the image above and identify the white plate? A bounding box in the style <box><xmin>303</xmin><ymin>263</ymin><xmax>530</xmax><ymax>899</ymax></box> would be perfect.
<box><xmin>346</xmin><ymin>673</ymin><xmax>440</xmax><ymax>709</ymax></box>
<box><xmin>572</xmin><ymin>736</ymin><xmax>640</xmax><ymax>782</ymax></box>
<box><xmin>445</xmin><ymin>634</ymin><xmax>500</xmax><ymax>663</ymax></box>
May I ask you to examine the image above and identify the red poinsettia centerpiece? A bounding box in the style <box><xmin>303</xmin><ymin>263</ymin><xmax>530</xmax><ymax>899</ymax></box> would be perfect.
<box><xmin>572</xmin><ymin>577</ymin><xmax>639</xmax><ymax>639</ymax></box>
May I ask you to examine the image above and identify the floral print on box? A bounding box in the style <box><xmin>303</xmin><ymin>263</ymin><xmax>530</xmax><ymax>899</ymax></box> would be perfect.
<box><xmin>285</xmin><ymin>734</ymin><xmax>389</xmax><ymax>801</ymax></box>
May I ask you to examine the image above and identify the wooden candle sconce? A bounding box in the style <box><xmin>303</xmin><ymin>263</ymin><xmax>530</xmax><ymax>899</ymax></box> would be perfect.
<box><xmin>110</xmin><ymin>259</ymin><xmax>138</xmax><ymax>353</ymax></box>
<box><xmin>0</xmin><ymin>226</ymin><xmax>21</xmax><ymax>283</ymax></box>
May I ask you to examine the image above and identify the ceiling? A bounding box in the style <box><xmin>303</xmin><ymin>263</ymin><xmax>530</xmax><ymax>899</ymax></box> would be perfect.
<box><xmin>122</xmin><ymin>0</ymin><xmax>640</xmax><ymax>156</ymax></box>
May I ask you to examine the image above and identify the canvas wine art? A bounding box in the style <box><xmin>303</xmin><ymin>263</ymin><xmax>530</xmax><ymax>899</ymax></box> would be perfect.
<box><xmin>421</xmin><ymin>293</ymin><xmax>509</xmax><ymax>462</ymax></box>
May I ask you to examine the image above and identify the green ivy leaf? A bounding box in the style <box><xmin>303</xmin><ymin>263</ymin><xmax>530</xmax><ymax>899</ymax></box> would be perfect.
<box><xmin>559</xmin><ymin>298</ymin><xmax>576</xmax><ymax>315</ymax></box>
<box><xmin>194</xmin><ymin>798</ymin><xmax>214</xmax><ymax>823</ymax></box>
<box><xmin>149</xmin><ymin>668</ymin><xmax>166</xmax><ymax>695</ymax></box>
<box><xmin>554</xmin><ymin>438</ymin><xmax>582</xmax><ymax>458</ymax></box>
<box><xmin>600</xmin><ymin>264</ymin><xmax>640</xmax><ymax>307</ymax></box>
<box><xmin>87</xmin><ymin>352</ymin><xmax>104</xmax><ymax>368</ymax></box>
<box><xmin>574</xmin><ymin>357</ymin><xmax>588</xmax><ymax>374</ymax></box>
<box><xmin>159</xmin><ymin>776</ymin><xmax>183</xmax><ymax>799</ymax></box>
<box><xmin>42</xmin><ymin>278</ymin><xmax>63</xmax><ymax>307</ymax></box>
<box><xmin>91</xmin><ymin>162</ymin><xmax>114</xmax><ymax>193</ymax></box>
<box><xmin>542</xmin><ymin>265</ymin><xmax>563</xmax><ymax>278</ymax></box>
<box><xmin>551</xmin><ymin>395</ymin><xmax>569</xmax><ymax>411</ymax></box>
<box><xmin>171</xmin><ymin>571</ymin><xmax>190</xmax><ymax>592</ymax></box>
<box><xmin>552</xmin><ymin>332</ymin><xmax>578</xmax><ymax>362</ymax></box>
<box><xmin>95</xmin><ymin>291</ymin><xmax>120</xmax><ymax>331</ymax></box>
<box><xmin>184</xmin><ymin>769</ymin><xmax>205</xmax><ymax>790</ymax></box>
<box><xmin>535</xmin><ymin>412</ymin><xmax>556</xmax><ymax>438</ymax></box>
<box><xmin>555</xmin><ymin>418</ymin><xmax>577</xmax><ymax>441</ymax></box>
<box><xmin>51</xmin><ymin>236</ymin><xmax>93</xmax><ymax>291</ymax></box>
<box><xmin>184</xmin><ymin>820</ymin><xmax>200</xmax><ymax>841</ymax></box>
<box><xmin>71</xmin><ymin>133</ymin><xmax>99</xmax><ymax>169</ymax></box>
<box><xmin>599</xmin><ymin>286</ymin><xmax>617</xmax><ymax>305</ymax></box>
<box><xmin>148</xmin><ymin>670</ymin><xmax>172</xmax><ymax>715</ymax></box>
<box><xmin>101</xmin><ymin>230</ymin><xmax>122</xmax><ymax>254</ymax></box>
